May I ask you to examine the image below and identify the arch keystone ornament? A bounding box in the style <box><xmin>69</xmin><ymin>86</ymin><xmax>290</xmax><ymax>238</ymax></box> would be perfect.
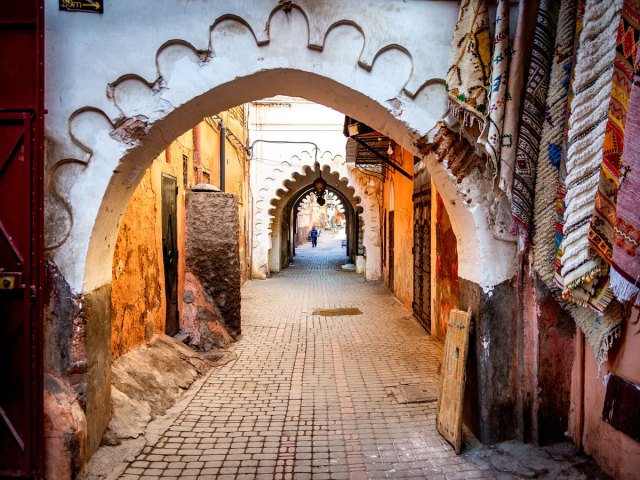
<box><xmin>42</xmin><ymin>0</ymin><xmax>520</xmax><ymax>471</ymax></box>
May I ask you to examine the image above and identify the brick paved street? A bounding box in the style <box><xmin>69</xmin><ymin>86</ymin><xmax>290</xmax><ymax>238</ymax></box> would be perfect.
<box><xmin>115</xmin><ymin>234</ymin><xmax>606</xmax><ymax>480</ymax></box>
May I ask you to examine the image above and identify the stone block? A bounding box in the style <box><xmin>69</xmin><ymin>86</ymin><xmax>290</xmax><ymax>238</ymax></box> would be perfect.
<box><xmin>185</xmin><ymin>191</ymin><xmax>241</xmax><ymax>335</ymax></box>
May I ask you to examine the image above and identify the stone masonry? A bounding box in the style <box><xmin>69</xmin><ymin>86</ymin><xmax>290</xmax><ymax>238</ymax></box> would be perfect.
<box><xmin>185</xmin><ymin>191</ymin><xmax>242</xmax><ymax>340</ymax></box>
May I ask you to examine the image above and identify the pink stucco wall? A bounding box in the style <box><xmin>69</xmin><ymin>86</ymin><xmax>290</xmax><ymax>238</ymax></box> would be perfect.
<box><xmin>572</xmin><ymin>307</ymin><xmax>640</xmax><ymax>480</ymax></box>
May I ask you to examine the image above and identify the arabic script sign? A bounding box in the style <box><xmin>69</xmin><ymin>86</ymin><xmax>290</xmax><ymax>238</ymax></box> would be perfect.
<box><xmin>59</xmin><ymin>0</ymin><xmax>103</xmax><ymax>14</ymax></box>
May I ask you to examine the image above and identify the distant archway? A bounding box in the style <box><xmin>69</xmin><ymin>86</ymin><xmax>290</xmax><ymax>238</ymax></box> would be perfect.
<box><xmin>266</xmin><ymin>165</ymin><xmax>361</xmax><ymax>274</ymax></box>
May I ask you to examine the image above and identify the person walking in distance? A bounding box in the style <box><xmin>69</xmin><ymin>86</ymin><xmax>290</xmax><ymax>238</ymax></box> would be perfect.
<box><xmin>310</xmin><ymin>226</ymin><xmax>318</xmax><ymax>248</ymax></box>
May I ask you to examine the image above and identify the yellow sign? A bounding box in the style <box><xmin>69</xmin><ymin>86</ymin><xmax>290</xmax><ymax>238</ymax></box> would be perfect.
<box><xmin>59</xmin><ymin>0</ymin><xmax>103</xmax><ymax>14</ymax></box>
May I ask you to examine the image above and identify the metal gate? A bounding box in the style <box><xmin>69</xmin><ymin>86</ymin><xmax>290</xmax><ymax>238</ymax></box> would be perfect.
<box><xmin>412</xmin><ymin>189</ymin><xmax>431</xmax><ymax>333</ymax></box>
<box><xmin>161</xmin><ymin>174</ymin><xmax>179</xmax><ymax>336</ymax></box>
<box><xmin>0</xmin><ymin>2</ymin><xmax>44</xmax><ymax>478</ymax></box>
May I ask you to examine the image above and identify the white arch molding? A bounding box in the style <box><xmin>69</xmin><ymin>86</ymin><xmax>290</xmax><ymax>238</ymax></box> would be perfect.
<box><xmin>44</xmin><ymin>0</ymin><xmax>516</xmax><ymax>295</ymax></box>
<box><xmin>251</xmin><ymin>148</ymin><xmax>382</xmax><ymax>280</ymax></box>
<box><xmin>265</xmin><ymin>164</ymin><xmax>364</xmax><ymax>275</ymax></box>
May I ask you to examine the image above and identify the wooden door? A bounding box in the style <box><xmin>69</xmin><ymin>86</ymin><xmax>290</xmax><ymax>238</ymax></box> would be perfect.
<box><xmin>412</xmin><ymin>190</ymin><xmax>431</xmax><ymax>333</ymax></box>
<box><xmin>161</xmin><ymin>174</ymin><xmax>179</xmax><ymax>336</ymax></box>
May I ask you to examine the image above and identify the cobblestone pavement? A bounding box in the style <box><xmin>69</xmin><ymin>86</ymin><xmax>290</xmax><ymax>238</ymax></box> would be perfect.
<box><xmin>118</xmin><ymin>234</ymin><xmax>607</xmax><ymax>480</ymax></box>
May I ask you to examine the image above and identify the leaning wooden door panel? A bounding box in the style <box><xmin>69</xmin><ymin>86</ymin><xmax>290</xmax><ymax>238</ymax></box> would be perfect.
<box><xmin>437</xmin><ymin>308</ymin><xmax>472</xmax><ymax>454</ymax></box>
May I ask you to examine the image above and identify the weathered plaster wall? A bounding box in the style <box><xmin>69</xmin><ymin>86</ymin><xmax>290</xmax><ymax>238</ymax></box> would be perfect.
<box><xmin>43</xmin><ymin>262</ymin><xmax>87</xmax><ymax>479</ymax></box>
<box><xmin>43</xmin><ymin>373</ymin><xmax>86</xmax><ymax>480</ymax></box>
<box><xmin>111</xmin><ymin>130</ymin><xmax>190</xmax><ymax>359</ymax></box>
<box><xmin>571</xmin><ymin>308</ymin><xmax>640</xmax><ymax>480</ymax></box>
<box><xmin>196</xmin><ymin>120</ymin><xmax>221</xmax><ymax>183</ymax></box>
<box><xmin>111</xmin><ymin>169</ymin><xmax>164</xmax><ymax>358</ymax></box>
<box><xmin>521</xmin><ymin>275</ymin><xmax>575</xmax><ymax>445</ymax></box>
<box><xmin>461</xmin><ymin>277</ymin><xmax>519</xmax><ymax>444</ymax></box>
<box><xmin>382</xmin><ymin>148</ymin><xmax>414</xmax><ymax>309</ymax></box>
<box><xmin>433</xmin><ymin>192</ymin><xmax>460</xmax><ymax>339</ymax></box>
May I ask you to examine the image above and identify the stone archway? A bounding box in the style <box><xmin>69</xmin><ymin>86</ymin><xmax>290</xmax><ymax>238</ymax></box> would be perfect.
<box><xmin>266</xmin><ymin>164</ymin><xmax>362</xmax><ymax>274</ymax></box>
<box><xmin>252</xmin><ymin>150</ymin><xmax>380</xmax><ymax>279</ymax></box>
<box><xmin>44</xmin><ymin>1</ymin><xmax>515</xmax><ymax>297</ymax></box>
<box><xmin>42</xmin><ymin>0</ymin><xmax>520</xmax><ymax>460</ymax></box>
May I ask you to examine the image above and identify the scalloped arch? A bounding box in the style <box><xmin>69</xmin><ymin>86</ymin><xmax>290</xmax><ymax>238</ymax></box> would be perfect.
<box><xmin>44</xmin><ymin>1</ymin><xmax>515</xmax><ymax>293</ymax></box>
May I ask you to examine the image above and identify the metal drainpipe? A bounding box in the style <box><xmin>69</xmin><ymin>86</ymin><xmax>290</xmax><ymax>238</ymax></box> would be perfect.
<box><xmin>193</xmin><ymin>123</ymin><xmax>202</xmax><ymax>183</ymax></box>
<box><xmin>218</xmin><ymin>119</ymin><xmax>226</xmax><ymax>191</ymax></box>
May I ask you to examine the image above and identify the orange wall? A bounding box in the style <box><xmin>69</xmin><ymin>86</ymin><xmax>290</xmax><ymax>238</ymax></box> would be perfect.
<box><xmin>219</xmin><ymin>108</ymin><xmax>251</xmax><ymax>283</ymax></box>
<box><xmin>571</xmin><ymin>307</ymin><xmax>640</xmax><ymax>480</ymax></box>
<box><xmin>432</xmin><ymin>191</ymin><xmax>459</xmax><ymax>339</ymax></box>
<box><xmin>111</xmin><ymin>111</ymin><xmax>250</xmax><ymax>359</ymax></box>
<box><xmin>110</xmin><ymin>169</ymin><xmax>164</xmax><ymax>358</ymax></box>
<box><xmin>382</xmin><ymin>147</ymin><xmax>414</xmax><ymax>310</ymax></box>
<box><xmin>111</xmin><ymin>132</ymin><xmax>190</xmax><ymax>359</ymax></box>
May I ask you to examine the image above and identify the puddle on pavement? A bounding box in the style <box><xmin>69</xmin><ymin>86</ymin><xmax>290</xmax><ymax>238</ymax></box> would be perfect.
<box><xmin>312</xmin><ymin>307</ymin><xmax>363</xmax><ymax>316</ymax></box>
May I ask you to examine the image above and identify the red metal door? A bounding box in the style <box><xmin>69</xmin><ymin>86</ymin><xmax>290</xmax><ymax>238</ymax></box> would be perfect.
<box><xmin>0</xmin><ymin>2</ymin><xmax>45</xmax><ymax>478</ymax></box>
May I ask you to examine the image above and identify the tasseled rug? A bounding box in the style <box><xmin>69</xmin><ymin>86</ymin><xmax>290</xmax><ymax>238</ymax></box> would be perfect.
<box><xmin>559</xmin><ymin>0</ymin><xmax>622</xmax><ymax>310</ymax></box>
<box><xmin>532</xmin><ymin>0</ymin><xmax>578</xmax><ymax>290</ymax></box>
<box><xmin>427</xmin><ymin>122</ymin><xmax>483</xmax><ymax>187</ymax></box>
<box><xmin>510</xmin><ymin>0</ymin><xmax>559</xmax><ymax>246</ymax></box>
<box><xmin>479</xmin><ymin>0</ymin><xmax>510</xmax><ymax>177</ymax></box>
<box><xmin>611</xmin><ymin>42</ymin><xmax>640</xmax><ymax>304</ymax></box>
<box><xmin>445</xmin><ymin>0</ymin><xmax>491</xmax><ymax>141</ymax></box>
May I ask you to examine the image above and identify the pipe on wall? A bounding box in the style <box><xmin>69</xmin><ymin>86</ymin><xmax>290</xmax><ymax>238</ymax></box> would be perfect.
<box><xmin>218</xmin><ymin>119</ymin><xmax>227</xmax><ymax>191</ymax></box>
<box><xmin>193</xmin><ymin>123</ymin><xmax>203</xmax><ymax>184</ymax></box>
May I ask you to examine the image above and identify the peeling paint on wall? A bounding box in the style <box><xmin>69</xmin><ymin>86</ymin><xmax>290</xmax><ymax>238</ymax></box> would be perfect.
<box><xmin>434</xmin><ymin>192</ymin><xmax>459</xmax><ymax>339</ymax></box>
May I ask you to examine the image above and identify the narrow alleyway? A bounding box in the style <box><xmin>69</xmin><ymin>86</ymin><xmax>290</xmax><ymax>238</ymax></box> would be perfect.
<box><xmin>109</xmin><ymin>234</ymin><xmax>607</xmax><ymax>480</ymax></box>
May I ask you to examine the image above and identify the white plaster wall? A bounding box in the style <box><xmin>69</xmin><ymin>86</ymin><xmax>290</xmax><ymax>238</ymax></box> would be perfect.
<box><xmin>43</xmin><ymin>0</ymin><xmax>516</xmax><ymax>295</ymax></box>
<box><xmin>248</xmin><ymin>97</ymin><xmax>381</xmax><ymax>280</ymax></box>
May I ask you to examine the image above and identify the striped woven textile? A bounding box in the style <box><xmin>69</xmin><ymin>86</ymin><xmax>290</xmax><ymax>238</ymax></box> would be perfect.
<box><xmin>548</xmin><ymin>0</ymin><xmax>626</xmax><ymax>368</ymax></box>
<box><xmin>510</xmin><ymin>0</ymin><xmax>559</xmax><ymax>245</ymax></box>
<box><xmin>559</xmin><ymin>0</ymin><xmax>622</xmax><ymax>308</ymax></box>
<box><xmin>588</xmin><ymin>0</ymin><xmax>640</xmax><ymax>275</ymax></box>
<box><xmin>499</xmin><ymin>1</ymin><xmax>539</xmax><ymax>195</ymax></box>
<box><xmin>532</xmin><ymin>0</ymin><xmax>578</xmax><ymax>290</ymax></box>
<box><xmin>445</xmin><ymin>0</ymin><xmax>491</xmax><ymax>141</ymax></box>
<box><xmin>554</xmin><ymin>0</ymin><xmax>586</xmax><ymax>294</ymax></box>
<box><xmin>611</xmin><ymin>12</ymin><xmax>640</xmax><ymax>304</ymax></box>
<box><xmin>478</xmin><ymin>0</ymin><xmax>510</xmax><ymax>177</ymax></box>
